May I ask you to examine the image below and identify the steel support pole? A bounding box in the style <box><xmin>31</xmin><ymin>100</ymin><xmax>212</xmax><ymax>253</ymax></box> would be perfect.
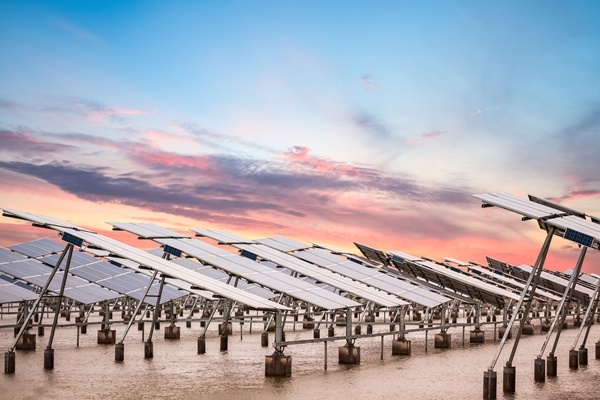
<box><xmin>46</xmin><ymin>245</ymin><xmax>74</xmax><ymax>350</ymax></box>
<box><xmin>118</xmin><ymin>270</ymin><xmax>159</xmax><ymax>344</ymax></box>
<box><xmin>548</xmin><ymin>248</ymin><xmax>588</xmax><ymax>358</ymax></box>
<box><xmin>8</xmin><ymin>243</ymin><xmax>72</xmax><ymax>352</ymax></box>
<box><xmin>147</xmin><ymin>274</ymin><xmax>166</xmax><ymax>343</ymax></box>
<box><xmin>488</xmin><ymin>226</ymin><xmax>554</xmax><ymax>371</ymax></box>
<box><xmin>538</xmin><ymin>246</ymin><xmax>587</xmax><ymax>358</ymax></box>
<box><xmin>572</xmin><ymin>269</ymin><xmax>599</xmax><ymax>350</ymax></box>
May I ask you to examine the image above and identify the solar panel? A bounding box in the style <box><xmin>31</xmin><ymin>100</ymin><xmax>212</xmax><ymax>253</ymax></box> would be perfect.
<box><xmin>43</xmin><ymin>255</ymin><xmax>199</xmax><ymax>305</ymax></box>
<box><xmin>194</xmin><ymin>229</ymin><xmax>256</xmax><ymax>244</ymax></box>
<box><xmin>109</xmin><ymin>222</ymin><xmax>190</xmax><ymax>239</ymax></box>
<box><xmin>528</xmin><ymin>195</ymin><xmax>587</xmax><ymax>219</ymax></box>
<box><xmin>0</xmin><ymin>280</ymin><xmax>38</xmax><ymax>303</ymax></box>
<box><xmin>154</xmin><ymin>237</ymin><xmax>360</xmax><ymax>310</ymax></box>
<box><xmin>0</xmin><ymin>248</ymin><xmax>26</xmax><ymax>263</ymax></box>
<box><xmin>447</xmin><ymin>259</ymin><xmax>562</xmax><ymax>302</ymax></box>
<box><xmin>354</xmin><ymin>242</ymin><xmax>393</xmax><ymax>265</ymax></box>
<box><xmin>390</xmin><ymin>252</ymin><xmax>521</xmax><ymax>308</ymax></box>
<box><xmin>295</xmin><ymin>248</ymin><xmax>450</xmax><ymax>308</ymax></box>
<box><xmin>515</xmin><ymin>264</ymin><xmax>594</xmax><ymax>303</ymax></box>
<box><xmin>235</xmin><ymin>243</ymin><xmax>409</xmax><ymax>307</ymax></box>
<box><xmin>0</xmin><ymin>253</ymin><xmax>122</xmax><ymax>304</ymax></box>
<box><xmin>474</xmin><ymin>193</ymin><xmax>600</xmax><ymax>251</ymax></box>
<box><xmin>9</xmin><ymin>239</ymin><xmax>63</xmax><ymax>258</ymax></box>
<box><xmin>473</xmin><ymin>192</ymin><xmax>562</xmax><ymax>219</ymax></box>
<box><xmin>256</xmin><ymin>236</ymin><xmax>311</xmax><ymax>252</ymax></box>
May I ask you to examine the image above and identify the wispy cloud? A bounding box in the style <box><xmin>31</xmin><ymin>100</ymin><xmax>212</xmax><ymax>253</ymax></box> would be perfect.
<box><xmin>358</xmin><ymin>74</ymin><xmax>379</xmax><ymax>92</ymax></box>
<box><xmin>470</xmin><ymin>106</ymin><xmax>501</xmax><ymax>116</ymax></box>
<box><xmin>38</xmin><ymin>96</ymin><xmax>146</xmax><ymax>123</ymax></box>
<box><xmin>178</xmin><ymin>122</ymin><xmax>278</xmax><ymax>154</ymax></box>
<box><xmin>350</xmin><ymin>109</ymin><xmax>395</xmax><ymax>140</ymax></box>
<box><xmin>408</xmin><ymin>130</ymin><xmax>446</xmax><ymax>145</ymax></box>
<box><xmin>53</xmin><ymin>17</ymin><xmax>106</xmax><ymax>47</ymax></box>
<box><xmin>0</xmin><ymin>129</ymin><xmax>78</xmax><ymax>157</ymax></box>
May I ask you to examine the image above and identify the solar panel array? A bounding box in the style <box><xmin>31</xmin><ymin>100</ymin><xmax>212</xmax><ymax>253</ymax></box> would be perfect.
<box><xmin>154</xmin><ymin>237</ymin><xmax>361</xmax><ymax>310</ymax></box>
<box><xmin>293</xmin><ymin>247</ymin><xmax>449</xmax><ymax>308</ymax></box>
<box><xmin>389</xmin><ymin>252</ymin><xmax>520</xmax><ymax>308</ymax></box>
<box><xmin>0</xmin><ymin>250</ymin><xmax>122</xmax><ymax>305</ymax></box>
<box><xmin>40</xmin><ymin>251</ymin><xmax>186</xmax><ymax>305</ymax></box>
<box><xmin>1</xmin><ymin>208</ymin><xmax>291</xmax><ymax>311</ymax></box>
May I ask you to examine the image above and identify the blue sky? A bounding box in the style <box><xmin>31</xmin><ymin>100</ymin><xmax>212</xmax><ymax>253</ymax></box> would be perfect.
<box><xmin>1</xmin><ymin>1</ymin><xmax>599</xmax><ymax>272</ymax></box>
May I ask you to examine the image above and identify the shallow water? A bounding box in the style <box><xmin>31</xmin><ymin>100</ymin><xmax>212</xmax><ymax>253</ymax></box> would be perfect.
<box><xmin>2</xmin><ymin>315</ymin><xmax>599</xmax><ymax>400</ymax></box>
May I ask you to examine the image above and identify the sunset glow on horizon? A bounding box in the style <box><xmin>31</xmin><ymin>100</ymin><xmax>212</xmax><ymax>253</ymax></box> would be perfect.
<box><xmin>1</xmin><ymin>1</ymin><xmax>599</xmax><ymax>274</ymax></box>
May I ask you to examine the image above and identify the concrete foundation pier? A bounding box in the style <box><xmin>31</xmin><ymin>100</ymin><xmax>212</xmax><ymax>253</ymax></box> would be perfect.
<box><xmin>541</xmin><ymin>321</ymin><xmax>551</xmax><ymax>332</ymax></box>
<box><xmin>16</xmin><ymin>333</ymin><xmax>36</xmax><ymax>351</ymax></box>
<box><xmin>197</xmin><ymin>336</ymin><xmax>206</xmax><ymax>354</ymax></box>
<box><xmin>38</xmin><ymin>326</ymin><xmax>44</xmax><ymax>336</ymax></box>
<box><xmin>596</xmin><ymin>341</ymin><xmax>600</xmax><ymax>359</ymax></box>
<box><xmin>265</xmin><ymin>353</ymin><xmax>292</xmax><ymax>377</ymax></box>
<box><xmin>313</xmin><ymin>328</ymin><xmax>320</xmax><ymax>339</ymax></box>
<box><xmin>522</xmin><ymin>323</ymin><xmax>534</xmax><ymax>335</ymax></box>
<box><xmin>220</xmin><ymin>335</ymin><xmax>228</xmax><ymax>351</ymax></box>
<box><xmin>392</xmin><ymin>338</ymin><xmax>411</xmax><ymax>356</ymax></box>
<box><xmin>144</xmin><ymin>341</ymin><xmax>153</xmax><ymax>359</ymax></box>
<box><xmin>547</xmin><ymin>354</ymin><xmax>557</xmax><ymax>377</ymax></box>
<box><xmin>503</xmin><ymin>365</ymin><xmax>516</xmax><ymax>393</ymax></box>
<box><xmin>338</xmin><ymin>343</ymin><xmax>360</xmax><ymax>364</ymax></box>
<box><xmin>97</xmin><ymin>329</ymin><xmax>116</xmax><ymax>345</ymax></box>
<box><xmin>328</xmin><ymin>326</ymin><xmax>335</xmax><ymax>337</ymax></box>
<box><xmin>569</xmin><ymin>349</ymin><xmax>579</xmax><ymax>369</ymax></box>
<box><xmin>154</xmin><ymin>321</ymin><xmax>160</xmax><ymax>330</ymax></box>
<box><xmin>261</xmin><ymin>331</ymin><xmax>269</xmax><ymax>347</ymax></box>
<box><xmin>579</xmin><ymin>347</ymin><xmax>588</xmax><ymax>366</ymax></box>
<box><xmin>365</xmin><ymin>314</ymin><xmax>375</xmax><ymax>323</ymax></box>
<box><xmin>470</xmin><ymin>328</ymin><xmax>485</xmax><ymax>344</ymax></box>
<box><xmin>335</xmin><ymin>316</ymin><xmax>346</xmax><ymax>326</ymax></box>
<box><xmin>434</xmin><ymin>332</ymin><xmax>451</xmax><ymax>349</ymax></box>
<box><xmin>138</xmin><ymin>322</ymin><xmax>144</xmax><ymax>331</ymax></box>
<box><xmin>164</xmin><ymin>324</ymin><xmax>180</xmax><ymax>340</ymax></box>
<box><xmin>534</xmin><ymin>357</ymin><xmax>545</xmax><ymax>382</ymax></box>
<box><xmin>498</xmin><ymin>325</ymin><xmax>512</xmax><ymax>340</ymax></box>
<box><xmin>219</xmin><ymin>323</ymin><xmax>233</xmax><ymax>335</ymax></box>
<box><xmin>302</xmin><ymin>318</ymin><xmax>314</xmax><ymax>330</ymax></box>
<box><xmin>115</xmin><ymin>343</ymin><xmax>124</xmax><ymax>362</ymax></box>
<box><xmin>4</xmin><ymin>351</ymin><xmax>15</xmax><ymax>374</ymax></box>
<box><xmin>44</xmin><ymin>348</ymin><xmax>54</xmax><ymax>370</ymax></box>
<box><xmin>483</xmin><ymin>369</ymin><xmax>497</xmax><ymax>400</ymax></box>
<box><xmin>367</xmin><ymin>325</ymin><xmax>373</xmax><ymax>334</ymax></box>
<box><xmin>354</xmin><ymin>325</ymin><xmax>361</xmax><ymax>335</ymax></box>
<box><xmin>186</xmin><ymin>320</ymin><xmax>192</xmax><ymax>328</ymax></box>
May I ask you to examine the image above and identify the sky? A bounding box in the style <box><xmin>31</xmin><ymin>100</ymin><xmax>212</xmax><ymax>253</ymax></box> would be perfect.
<box><xmin>0</xmin><ymin>1</ymin><xmax>599</xmax><ymax>274</ymax></box>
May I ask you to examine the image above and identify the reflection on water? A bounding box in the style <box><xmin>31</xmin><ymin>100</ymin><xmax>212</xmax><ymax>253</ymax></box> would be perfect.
<box><xmin>2</xmin><ymin>317</ymin><xmax>600</xmax><ymax>400</ymax></box>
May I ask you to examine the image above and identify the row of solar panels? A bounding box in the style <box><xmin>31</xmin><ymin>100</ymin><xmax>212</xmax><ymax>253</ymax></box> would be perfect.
<box><xmin>1</xmin><ymin>194</ymin><xmax>597</xmax><ymax>312</ymax></box>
